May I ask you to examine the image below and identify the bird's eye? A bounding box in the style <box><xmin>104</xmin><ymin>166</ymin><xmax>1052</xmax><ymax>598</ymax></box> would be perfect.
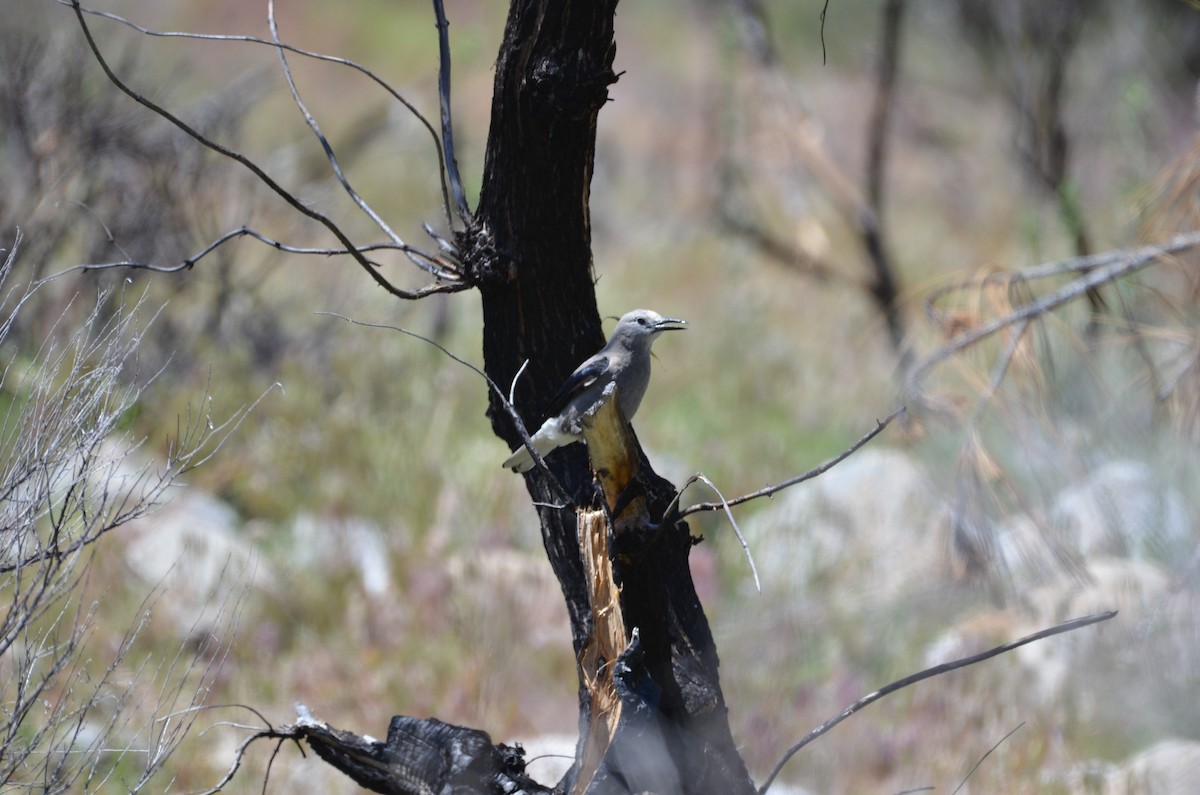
<box><xmin>637</xmin><ymin>317</ymin><xmax>648</xmax><ymax>326</ymax></box>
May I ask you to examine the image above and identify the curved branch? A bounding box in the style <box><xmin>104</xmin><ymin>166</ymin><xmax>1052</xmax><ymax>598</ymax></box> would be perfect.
<box><xmin>67</xmin><ymin>0</ymin><xmax>464</xmax><ymax>299</ymax></box>
<box><xmin>951</xmin><ymin>722</ymin><xmax>1026</xmax><ymax>795</ymax></box>
<box><xmin>57</xmin><ymin>221</ymin><xmax>460</xmax><ymax>283</ymax></box>
<box><xmin>62</xmin><ymin>0</ymin><xmax>458</xmax><ymax>231</ymax></box>
<box><xmin>925</xmin><ymin>230</ymin><xmax>1200</xmax><ymax>310</ymax></box>
<box><xmin>669</xmin><ymin>471</ymin><xmax>761</xmax><ymax>592</ymax></box>
<box><xmin>266</xmin><ymin>2</ymin><xmax>412</xmax><ymax>254</ymax></box>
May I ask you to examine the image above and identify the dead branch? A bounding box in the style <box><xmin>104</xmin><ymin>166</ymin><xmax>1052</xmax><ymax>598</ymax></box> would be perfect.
<box><xmin>757</xmin><ymin>610</ymin><xmax>1117</xmax><ymax>795</ymax></box>
<box><xmin>951</xmin><ymin>722</ymin><xmax>1025</xmax><ymax>795</ymax></box>
<box><xmin>910</xmin><ymin>230</ymin><xmax>1200</xmax><ymax>397</ymax></box>
<box><xmin>666</xmin><ymin>471</ymin><xmax>761</xmax><ymax>592</ymax></box>
<box><xmin>266</xmin><ymin>1</ymin><xmax>409</xmax><ymax>253</ymax></box>
<box><xmin>67</xmin><ymin>0</ymin><xmax>466</xmax><ymax>299</ymax></box>
<box><xmin>289</xmin><ymin>707</ymin><xmax>552</xmax><ymax>795</ymax></box>
<box><xmin>433</xmin><ymin>0</ymin><xmax>472</xmax><ymax>225</ymax></box>
<box><xmin>0</xmin><ymin>234</ymin><xmax>248</xmax><ymax>791</ymax></box>
<box><xmin>197</xmin><ymin>722</ymin><xmax>297</xmax><ymax>795</ymax></box>
<box><xmin>63</xmin><ymin>225</ymin><xmax>443</xmax><ymax>277</ymax></box>
<box><xmin>724</xmin><ymin>0</ymin><xmax>909</xmax><ymax>359</ymax></box>
<box><xmin>676</xmin><ymin>406</ymin><xmax>905</xmax><ymax>520</ymax></box>
<box><xmin>62</xmin><ymin>0</ymin><xmax>458</xmax><ymax>232</ymax></box>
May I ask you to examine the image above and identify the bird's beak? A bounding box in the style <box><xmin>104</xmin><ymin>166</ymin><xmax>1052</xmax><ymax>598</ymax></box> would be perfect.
<box><xmin>655</xmin><ymin>317</ymin><xmax>687</xmax><ymax>332</ymax></box>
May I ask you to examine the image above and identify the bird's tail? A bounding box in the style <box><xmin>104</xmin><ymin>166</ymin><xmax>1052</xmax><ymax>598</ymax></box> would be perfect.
<box><xmin>502</xmin><ymin>425</ymin><xmax>566</xmax><ymax>473</ymax></box>
<box><xmin>502</xmin><ymin>439</ymin><xmax>549</xmax><ymax>473</ymax></box>
<box><xmin>502</xmin><ymin>445</ymin><xmax>535</xmax><ymax>473</ymax></box>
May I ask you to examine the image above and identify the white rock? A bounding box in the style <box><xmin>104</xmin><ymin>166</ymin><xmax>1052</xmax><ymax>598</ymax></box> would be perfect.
<box><xmin>742</xmin><ymin>448</ymin><xmax>943</xmax><ymax>601</ymax></box>
<box><xmin>123</xmin><ymin>490</ymin><xmax>269</xmax><ymax>637</ymax></box>
<box><xmin>1052</xmin><ymin>460</ymin><xmax>1190</xmax><ymax>561</ymax></box>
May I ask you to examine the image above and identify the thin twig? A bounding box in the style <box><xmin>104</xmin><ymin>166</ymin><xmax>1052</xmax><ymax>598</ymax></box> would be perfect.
<box><xmin>677</xmin><ymin>406</ymin><xmax>905</xmax><ymax>519</ymax></box>
<box><xmin>432</xmin><ymin>0</ymin><xmax>472</xmax><ymax>224</ymax></box>
<box><xmin>966</xmin><ymin>316</ymin><xmax>1030</xmax><ymax>427</ymax></box>
<box><xmin>950</xmin><ymin>722</ymin><xmax>1025</xmax><ymax>795</ymax></box>
<box><xmin>196</xmin><ymin>728</ymin><xmax>294</xmax><ymax>795</ymax></box>
<box><xmin>757</xmin><ymin>611</ymin><xmax>1116</xmax><ymax>795</ymax></box>
<box><xmin>819</xmin><ymin>0</ymin><xmax>830</xmax><ymax>65</ymax></box>
<box><xmin>509</xmin><ymin>359</ymin><xmax>530</xmax><ymax>407</ymax></box>
<box><xmin>265</xmin><ymin>0</ymin><xmax>460</xmax><ymax>284</ymax></box>
<box><xmin>67</xmin><ymin>0</ymin><xmax>465</xmax><ymax>300</ymax></box>
<box><xmin>693</xmin><ymin>472</ymin><xmax>761</xmax><ymax>592</ymax></box>
<box><xmin>267</xmin><ymin>1</ymin><xmax>409</xmax><ymax>252</ymax></box>
<box><xmin>316</xmin><ymin>312</ymin><xmax>574</xmax><ymax>508</ymax></box>
<box><xmin>193</xmin><ymin>706</ymin><xmax>295</xmax><ymax>795</ymax></box>
<box><xmin>58</xmin><ymin>224</ymin><xmax>440</xmax><ymax>277</ymax></box>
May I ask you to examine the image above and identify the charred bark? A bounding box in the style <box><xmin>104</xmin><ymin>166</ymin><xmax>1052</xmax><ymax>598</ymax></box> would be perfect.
<box><xmin>309</xmin><ymin>1</ymin><xmax>754</xmax><ymax>792</ymax></box>
<box><xmin>299</xmin><ymin>713</ymin><xmax>552</xmax><ymax>795</ymax></box>
<box><xmin>462</xmin><ymin>1</ymin><xmax>754</xmax><ymax>793</ymax></box>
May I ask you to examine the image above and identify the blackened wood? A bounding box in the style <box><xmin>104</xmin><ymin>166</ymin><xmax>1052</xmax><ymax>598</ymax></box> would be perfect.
<box><xmin>465</xmin><ymin>1</ymin><xmax>755</xmax><ymax>792</ymax></box>
<box><xmin>299</xmin><ymin>714</ymin><xmax>551</xmax><ymax>795</ymax></box>
<box><xmin>469</xmin><ymin>0</ymin><xmax>620</xmax><ymax>663</ymax></box>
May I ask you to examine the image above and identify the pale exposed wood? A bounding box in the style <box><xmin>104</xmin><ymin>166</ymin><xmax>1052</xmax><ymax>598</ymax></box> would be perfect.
<box><xmin>573</xmin><ymin>392</ymin><xmax>636</xmax><ymax>794</ymax></box>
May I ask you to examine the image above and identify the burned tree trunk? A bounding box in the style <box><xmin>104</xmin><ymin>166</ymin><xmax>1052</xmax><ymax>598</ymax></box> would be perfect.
<box><xmin>304</xmin><ymin>2</ymin><xmax>756</xmax><ymax>792</ymax></box>
<box><xmin>462</xmin><ymin>1</ymin><xmax>755</xmax><ymax>793</ymax></box>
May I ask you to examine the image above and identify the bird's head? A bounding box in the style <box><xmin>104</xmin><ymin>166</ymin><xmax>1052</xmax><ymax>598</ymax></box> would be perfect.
<box><xmin>615</xmin><ymin>309</ymin><xmax>687</xmax><ymax>344</ymax></box>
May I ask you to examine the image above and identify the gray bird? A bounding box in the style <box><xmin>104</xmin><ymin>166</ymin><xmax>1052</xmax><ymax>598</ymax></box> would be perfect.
<box><xmin>503</xmin><ymin>309</ymin><xmax>686</xmax><ymax>473</ymax></box>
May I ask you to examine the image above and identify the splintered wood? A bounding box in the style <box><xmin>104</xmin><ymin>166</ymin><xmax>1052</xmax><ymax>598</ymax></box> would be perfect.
<box><xmin>575</xmin><ymin>508</ymin><xmax>625</xmax><ymax>794</ymax></box>
<box><xmin>573</xmin><ymin>389</ymin><xmax>641</xmax><ymax>794</ymax></box>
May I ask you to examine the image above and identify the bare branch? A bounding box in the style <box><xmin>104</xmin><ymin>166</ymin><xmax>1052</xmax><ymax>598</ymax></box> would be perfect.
<box><xmin>757</xmin><ymin>611</ymin><xmax>1117</xmax><ymax>795</ymax></box>
<box><xmin>197</xmin><ymin>725</ymin><xmax>295</xmax><ymax>795</ymax></box>
<box><xmin>670</xmin><ymin>472</ymin><xmax>761</xmax><ymax>592</ymax></box>
<box><xmin>54</xmin><ymin>222</ymin><xmax>450</xmax><ymax>279</ymax></box>
<box><xmin>722</xmin><ymin>1</ymin><xmax>909</xmax><ymax>358</ymax></box>
<box><xmin>0</xmin><ymin>235</ymin><xmax>248</xmax><ymax>792</ymax></box>
<box><xmin>966</xmin><ymin>317</ymin><xmax>1030</xmax><ymax>427</ymax></box>
<box><xmin>912</xmin><ymin>230</ymin><xmax>1200</xmax><ymax>395</ymax></box>
<box><xmin>60</xmin><ymin>0</ymin><xmax>459</xmax><ymax>230</ymax></box>
<box><xmin>66</xmin><ymin>0</ymin><xmax>467</xmax><ymax>300</ymax></box>
<box><xmin>677</xmin><ymin>406</ymin><xmax>905</xmax><ymax>519</ymax></box>
<box><xmin>266</xmin><ymin>2</ymin><xmax>412</xmax><ymax>252</ymax></box>
<box><xmin>951</xmin><ymin>722</ymin><xmax>1025</xmax><ymax>795</ymax></box>
<box><xmin>432</xmin><ymin>0</ymin><xmax>473</xmax><ymax>225</ymax></box>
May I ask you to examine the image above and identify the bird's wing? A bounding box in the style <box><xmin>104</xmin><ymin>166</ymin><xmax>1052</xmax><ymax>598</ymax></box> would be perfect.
<box><xmin>543</xmin><ymin>354</ymin><xmax>610</xmax><ymax>420</ymax></box>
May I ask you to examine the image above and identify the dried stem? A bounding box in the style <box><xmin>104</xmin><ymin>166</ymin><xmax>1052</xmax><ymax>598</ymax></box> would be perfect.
<box><xmin>669</xmin><ymin>472</ymin><xmax>762</xmax><ymax>592</ymax></box>
<box><xmin>267</xmin><ymin>1</ymin><xmax>406</xmax><ymax>250</ymax></box>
